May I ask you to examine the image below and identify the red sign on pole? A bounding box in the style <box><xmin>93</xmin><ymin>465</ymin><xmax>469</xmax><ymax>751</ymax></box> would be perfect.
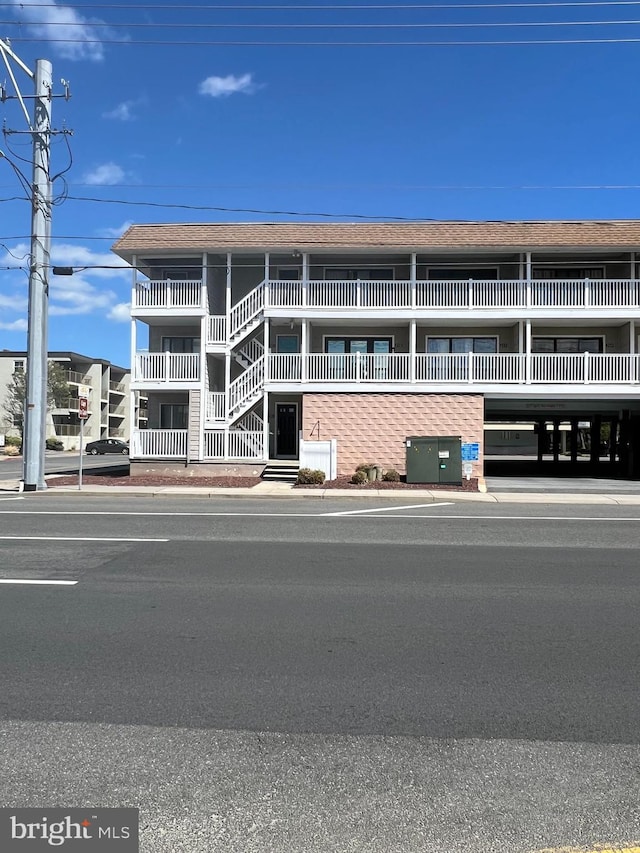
<box><xmin>78</xmin><ymin>396</ymin><xmax>88</xmax><ymax>420</ymax></box>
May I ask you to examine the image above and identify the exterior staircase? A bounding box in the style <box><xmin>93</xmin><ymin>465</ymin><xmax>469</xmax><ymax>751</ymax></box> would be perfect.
<box><xmin>261</xmin><ymin>462</ymin><xmax>300</xmax><ymax>484</ymax></box>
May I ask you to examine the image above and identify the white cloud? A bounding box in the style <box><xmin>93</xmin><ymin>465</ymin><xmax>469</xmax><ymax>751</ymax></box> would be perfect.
<box><xmin>0</xmin><ymin>319</ymin><xmax>28</xmax><ymax>332</ymax></box>
<box><xmin>82</xmin><ymin>163</ymin><xmax>126</xmax><ymax>186</ymax></box>
<box><xmin>103</xmin><ymin>101</ymin><xmax>136</xmax><ymax>121</ymax></box>
<box><xmin>0</xmin><ymin>293</ymin><xmax>27</xmax><ymax>311</ymax></box>
<box><xmin>0</xmin><ymin>241</ymin><xmax>132</xmax><ymax>325</ymax></box>
<box><xmin>97</xmin><ymin>221</ymin><xmax>134</xmax><ymax>239</ymax></box>
<box><xmin>7</xmin><ymin>0</ymin><xmax>116</xmax><ymax>62</ymax></box>
<box><xmin>107</xmin><ymin>302</ymin><xmax>131</xmax><ymax>323</ymax></box>
<box><xmin>199</xmin><ymin>73</ymin><xmax>257</xmax><ymax>98</ymax></box>
<box><xmin>49</xmin><ymin>275</ymin><xmax>117</xmax><ymax>316</ymax></box>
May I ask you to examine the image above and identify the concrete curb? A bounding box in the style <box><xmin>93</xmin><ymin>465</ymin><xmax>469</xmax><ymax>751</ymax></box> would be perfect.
<box><xmin>11</xmin><ymin>482</ymin><xmax>640</xmax><ymax>504</ymax></box>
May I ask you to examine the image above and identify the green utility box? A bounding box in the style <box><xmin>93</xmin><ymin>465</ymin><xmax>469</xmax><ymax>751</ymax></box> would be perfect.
<box><xmin>405</xmin><ymin>436</ymin><xmax>462</xmax><ymax>485</ymax></box>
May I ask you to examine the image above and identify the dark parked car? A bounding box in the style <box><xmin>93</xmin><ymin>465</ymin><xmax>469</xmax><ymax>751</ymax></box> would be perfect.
<box><xmin>85</xmin><ymin>438</ymin><xmax>129</xmax><ymax>455</ymax></box>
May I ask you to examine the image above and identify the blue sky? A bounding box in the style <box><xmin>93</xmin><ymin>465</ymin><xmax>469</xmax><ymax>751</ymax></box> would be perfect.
<box><xmin>1</xmin><ymin>0</ymin><xmax>640</xmax><ymax>367</ymax></box>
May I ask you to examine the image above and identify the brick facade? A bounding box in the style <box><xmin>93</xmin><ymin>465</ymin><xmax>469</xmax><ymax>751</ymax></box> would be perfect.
<box><xmin>302</xmin><ymin>393</ymin><xmax>484</xmax><ymax>478</ymax></box>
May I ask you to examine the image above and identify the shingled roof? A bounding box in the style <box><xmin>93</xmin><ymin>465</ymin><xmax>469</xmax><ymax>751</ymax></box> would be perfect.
<box><xmin>112</xmin><ymin>220</ymin><xmax>640</xmax><ymax>257</ymax></box>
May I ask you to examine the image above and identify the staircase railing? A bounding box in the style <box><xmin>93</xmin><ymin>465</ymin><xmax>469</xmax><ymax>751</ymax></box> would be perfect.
<box><xmin>237</xmin><ymin>337</ymin><xmax>264</xmax><ymax>366</ymax></box>
<box><xmin>228</xmin><ymin>355</ymin><xmax>265</xmax><ymax>417</ymax></box>
<box><xmin>230</xmin><ymin>282</ymin><xmax>265</xmax><ymax>342</ymax></box>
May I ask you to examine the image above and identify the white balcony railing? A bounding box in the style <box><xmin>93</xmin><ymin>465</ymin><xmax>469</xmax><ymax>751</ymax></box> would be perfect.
<box><xmin>206</xmin><ymin>392</ymin><xmax>226</xmax><ymax>422</ymax></box>
<box><xmin>134</xmin><ymin>353</ymin><xmax>199</xmax><ymax>383</ymax></box>
<box><xmin>266</xmin><ymin>278</ymin><xmax>640</xmax><ymax>311</ymax></box>
<box><xmin>132</xmin><ymin>280</ymin><xmax>203</xmax><ymax>310</ymax></box>
<box><xmin>132</xmin><ymin>429</ymin><xmax>187</xmax><ymax>457</ymax></box>
<box><xmin>203</xmin><ymin>430</ymin><xmax>265</xmax><ymax>459</ymax></box>
<box><xmin>207</xmin><ymin>315</ymin><xmax>227</xmax><ymax>345</ymax></box>
<box><xmin>268</xmin><ymin>353</ymin><xmax>640</xmax><ymax>386</ymax></box>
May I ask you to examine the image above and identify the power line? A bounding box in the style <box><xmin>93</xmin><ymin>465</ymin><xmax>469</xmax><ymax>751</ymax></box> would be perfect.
<box><xmin>5</xmin><ymin>18</ymin><xmax>640</xmax><ymax>28</ymax></box>
<box><xmin>7</xmin><ymin>35</ymin><xmax>640</xmax><ymax>44</ymax></box>
<box><xmin>64</xmin><ymin>195</ymin><xmax>433</xmax><ymax>220</ymax></box>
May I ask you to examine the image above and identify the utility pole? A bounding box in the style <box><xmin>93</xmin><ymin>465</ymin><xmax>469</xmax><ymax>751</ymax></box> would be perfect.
<box><xmin>0</xmin><ymin>40</ymin><xmax>69</xmax><ymax>491</ymax></box>
<box><xmin>25</xmin><ymin>57</ymin><xmax>52</xmax><ymax>491</ymax></box>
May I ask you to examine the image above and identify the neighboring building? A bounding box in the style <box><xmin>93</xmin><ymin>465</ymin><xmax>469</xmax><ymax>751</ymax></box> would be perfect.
<box><xmin>0</xmin><ymin>351</ymin><xmax>133</xmax><ymax>450</ymax></box>
<box><xmin>113</xmin><ymin>220</ymin><xmax>640</xmax><ymax>479</ymax></box>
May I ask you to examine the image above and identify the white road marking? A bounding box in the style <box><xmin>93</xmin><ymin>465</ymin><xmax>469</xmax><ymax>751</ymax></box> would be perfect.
<box><xmin>0</xmin><ymin>579</ymin><xmax>77</xmax><ymax>586</ymax></box>
<box><xmin>0</xmin><ymin>536</ymin><xmax>169</xmax><ymax>542</ymax></box>
<box><xmin>0</xmin><ymin>497</ymin><xmax>23</xmax><ymax>501</ymax></box>
<box><xmin>322</xmin><ymin>502</ymin><xmax>454</xmax><ymax>516</ymax></box>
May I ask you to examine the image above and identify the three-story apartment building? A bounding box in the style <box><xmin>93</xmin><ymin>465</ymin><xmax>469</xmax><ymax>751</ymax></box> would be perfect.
<box><xmin>0</xmin><ymin>351</ymin><xmax>133</xmax><ymax>450</ymax></box>
<box><xmin>113</xmin><ymin>220</ymin><xmax>640</xmax><ymax>480</ymax></box>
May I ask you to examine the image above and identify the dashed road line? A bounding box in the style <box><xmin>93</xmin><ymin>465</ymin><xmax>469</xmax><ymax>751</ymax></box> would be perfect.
<box><xmin>0</xmin><ymin>536</ymin><xmax>169</xmax><ymax>542</ymax></box>
<box><xmin>0</xmin><ymin>579</ymin><xmax>78</xmax><ymax>586</ymax></box>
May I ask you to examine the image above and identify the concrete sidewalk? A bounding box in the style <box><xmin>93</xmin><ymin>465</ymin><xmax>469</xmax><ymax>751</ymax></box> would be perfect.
<box><xmin>2</xmin><ymin>477</ymin><xmax>640</xmax><ymax>504</ymax></box>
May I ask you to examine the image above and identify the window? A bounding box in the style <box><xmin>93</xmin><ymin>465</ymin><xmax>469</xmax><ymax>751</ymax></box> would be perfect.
<box><xmin>426</xmin><ymin>337</ymin><xmax>498</xmax><ymax>353</ymax></box>
<box><xmin>277</xmin><ymin>269</ymin><xmax>300</xmax><ymax>281</ymax></box>
<box><xmin>324</xmin><ymin>337</ymin><xmax>392</xmax><ymax>380</ymax></box>
<box><xmin>532</xmin><ymin>337</ymin><xmax>603</xmax><ymax>353</ymax></box>
<box><xmin>533</xmin><ymin>267</ymin><xmax>604</xmax><ymax>279</ymax></box>
<box><xmin>13</xmin><ymin>360</ymin><xmax>24</xmax><ymax>373</ymax></box>
<box><xmin>161</xmin><ymin>336</ymin><xmax>200</xmax><ymax>354</ymax></box>
<box><xmin>427</xmin><ymin>268</ymin><xmax>498</xmax><ymax>280</ymax></box>
<box><xmin>161</xmin><ymin>268</ymin><xmax>198</xmax><ymax>280</ymax></box>
<box><xmin>325</xmin><ymin>337</ymin><xmax>392</xmax><ymax>354</ymax></box>
<box><xmin>276</xmin><ymin>335</ymin><xmax>299</xmax><ymax>354</ymax></box>
<box><xmin>324</xmin><ymin>268</ymin><xmax>394</xmax><ymax>280</ymax></box>
<box><xmin>160</xmin><ymin>404</ymin><xmax>188</xmax><ymax>429</ymax></box>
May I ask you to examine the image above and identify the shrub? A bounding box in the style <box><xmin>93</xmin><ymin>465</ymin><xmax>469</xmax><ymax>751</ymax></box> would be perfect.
<box><xmin>355</xmin><ymin>463</ymin><xmax>377</xmax><ymax>473</ymax></box>
<box><xmin>382</xmin><ymin>468</ymin><xmax>401</xmax><ymax>482</ymax></box>
<box><xmin>45</xmin><ymin>437</ymin><xmax>64</xmax><ymax>451</ymax></box>
<box><xmin>4</xmin><ymin>435</ymin><xmax>21</xmax><ymax>447</ymax></box>
<box><xmin>351</xmin><ymin>470</ymin><xmax>368</xmax><ymax>485</ymax></box>
<box><xmin>297</xmin><ymin>467</ymin><xmax>326</xmax><ymax>485</ymax></box>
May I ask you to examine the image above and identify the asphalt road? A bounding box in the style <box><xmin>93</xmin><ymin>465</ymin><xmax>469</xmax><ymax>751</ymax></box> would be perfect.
<box><xmin>0</xmin><ymin>451</ymin><xmax>126</xmax><ymax>481</ymax></box>
<box><xmin>0</xmin><ymin>495</ymin><xmax>639</xmax><ymax>853</ymax></box>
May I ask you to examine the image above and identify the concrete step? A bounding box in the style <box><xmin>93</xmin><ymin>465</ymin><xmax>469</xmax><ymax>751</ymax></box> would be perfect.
<box><xmin>261</xmin><ymin>463</ymin><xmax>299</xmax><ymax>483</ymax></box>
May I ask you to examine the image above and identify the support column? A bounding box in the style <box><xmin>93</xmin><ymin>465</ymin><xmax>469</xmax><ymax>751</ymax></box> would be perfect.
<box><xmin>264</xmin><ymin>252</ymin><xmax>270</xmax><ymax>308</ymax></box>
<box><xmin>552</xmin><ymin>419</ymin><xmax>561</xmax><ymax>464</ymax></box>
<box><xmin>301</xmin><ymin>319</ymin><xmax>308</xmax><ymax>383</ymax></box>
<box><xmin>225</xmin><ymin>252</ymin><xmax>232</xmax><ymax>341</ymax></box>
<box><xmin>263</xmin><ymin>391</ymin><xmax>270</xmax><ymax>461</ymax></box>
<box><xmin>569</xmin><ymin>417</ymin><xmax>579</xmax><ymax>464</ymax></box>
<box><xmin>525</xmin><ymin>319</ymin><xmax>532</xmax><ymax>384</ymax></box>
<box><xmin>525</xmin><ymin>251</ymin><xmax>532</xmax><ymax>308</ymax></box>
<box><xmin>302</xmin><ymin>253</ymin><xmax>309</xmax><ymax>308</ymax></box>
<box><xmin>410</xmin><ymin>252</ymin><xmax>417</xmax><ymax>309</ymax></box>
<box><xmin>590</xmin><ymin>415</ymin><xmax>602</xmax><ymax>467</ymax></box>
<box><xmin>537</xmin><ymin>420</ymin><xmax>546</xmax><ymax>464</ymax></box>
<box><xmin>409</xmin><ymin>320</ymin><xmax>416</xmax><ymax>383</ymax></box>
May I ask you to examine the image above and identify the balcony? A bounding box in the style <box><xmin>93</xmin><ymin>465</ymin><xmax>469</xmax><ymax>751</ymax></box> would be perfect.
<box><xmin>109</xmin><ymin>381</ymin><xmax>126</xmax><ymax>394</ymax></box>
<box><xmin>268</xmin><ymin>352</ymin><xmax>640</xmax><ymax>392</ymax></box>
<box><xmin>65</xmin><ymin>370</ymin><xmax>91</xmax><ymax>385</ymax></box>
<box><xmin>130</xmin><ymin>428</ymin><xmax>266</xmax><ymax>460</ymax></box>
<box><xmin>266</xmin><ymin>278</ymin><xmax>640</xmax><ymax>315</ymax></box>
<box><xmin>132</xmin><ymin>353</ymin><xmax>200</xmax><ymax>386</ymax></box>
<box><xmin>131</xmin><ymin>280</ymin><xmax>205</xmax><ymax>316</ymax></box>
<box><xmin>132</xmin><ymin>429</ymin><xmax>188</xmax><ymax>458</ymax></box>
